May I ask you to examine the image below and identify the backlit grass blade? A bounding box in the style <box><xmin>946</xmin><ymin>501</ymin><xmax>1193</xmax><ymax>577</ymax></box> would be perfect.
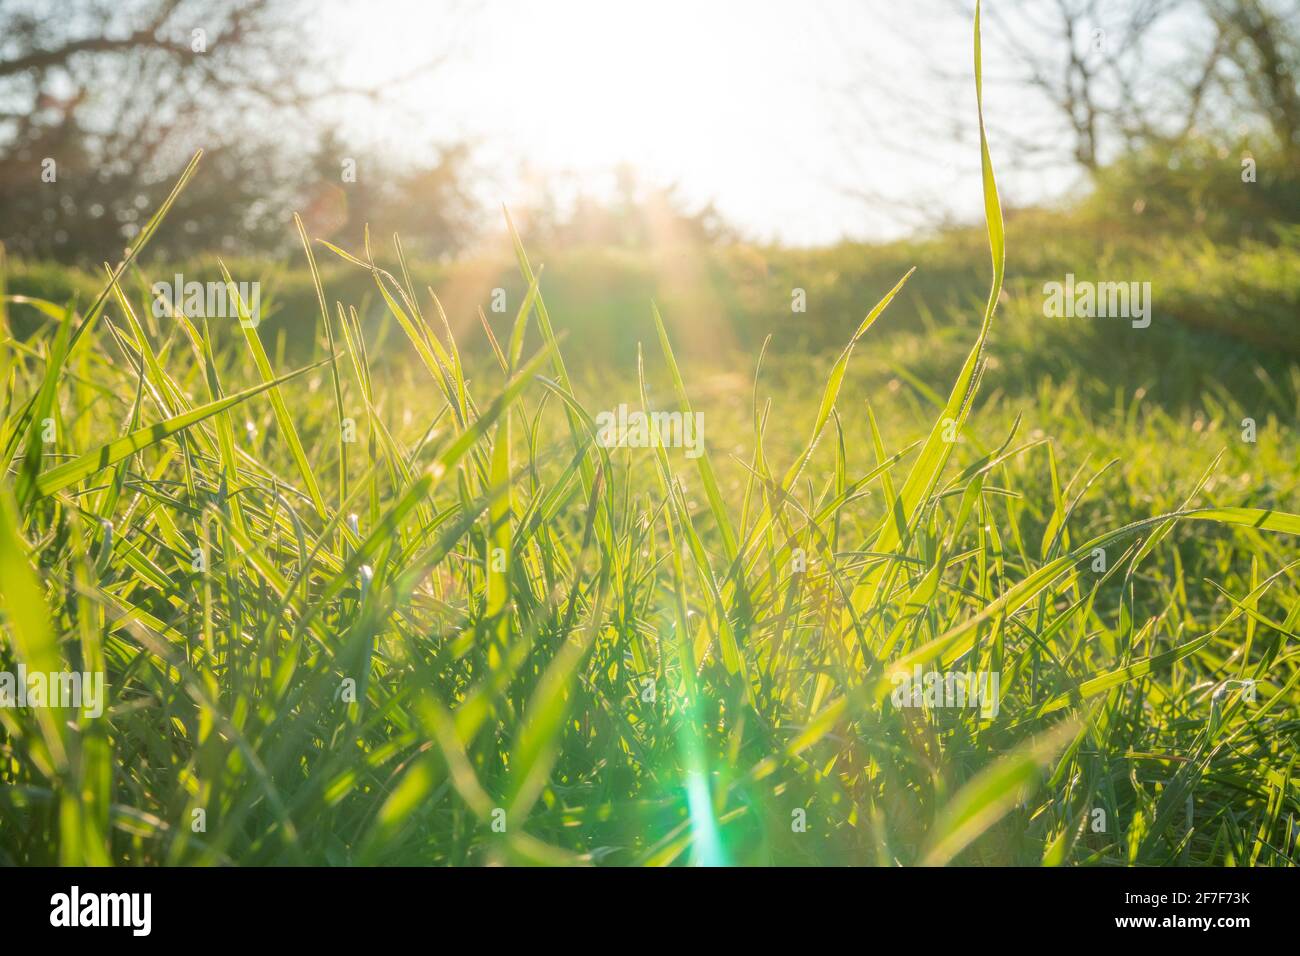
<box><xmin>781</xmin><ymin>268</ymin><xmax>913</xmax><ymax>492</ymax></box>
<box><xmin>650</xmin><ymin>303</ymin><xmax>739</xmax><ymax>563</ymax></box>
<box><xmin>0</xmin><ymin>490</ymin><xmax>68</xmax><ymax>771</ymax></box>
<box><xmin>33</xmin><ymin>360</ymin><xmax>326</xmax><ymax>499</ymax></box>
<box><xmin>853</xmin><ymin>0</ymin><xmax>1005</xmax><ymax>612</ymax></box>
<box><xmin>920</xmin><ymin>718</ymin><xmax>1079</xmax><ymax>866</ymax></box>
<box><xmin>220</xmin><ymin>261</ymin><xmax>328</xmax><ymax>521</ymax></box>
<box><xmin>876</xmin><ymin>506</ymin><xmax>1300</xmax><ymax>700</ymax></box>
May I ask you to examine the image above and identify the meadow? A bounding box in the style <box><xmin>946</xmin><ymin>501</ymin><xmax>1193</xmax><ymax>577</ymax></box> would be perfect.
<box><xmin>1</xmin><ymin>13</ymin><xmax>1298</xmax><ymax>868</ymax></box>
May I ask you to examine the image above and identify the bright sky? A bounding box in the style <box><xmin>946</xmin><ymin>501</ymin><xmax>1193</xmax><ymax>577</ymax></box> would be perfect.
<box><xmin>325</xmin><ymin>0</ymin><xmax>1082</xmax><ymax>245</ymax></box>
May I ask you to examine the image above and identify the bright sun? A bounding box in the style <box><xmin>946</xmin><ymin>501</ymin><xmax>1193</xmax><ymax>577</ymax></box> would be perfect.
<box><xmin>333</xmin><ymin>0</ymin><xmax>849</xmax><ymax>241</ymax></box>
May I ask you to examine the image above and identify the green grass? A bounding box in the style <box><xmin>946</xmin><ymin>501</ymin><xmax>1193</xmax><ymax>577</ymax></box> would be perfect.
<box><xmin>1</xmin><ymin>6</ymin><xmax>1298</xmax><ymax>867</ymax></box>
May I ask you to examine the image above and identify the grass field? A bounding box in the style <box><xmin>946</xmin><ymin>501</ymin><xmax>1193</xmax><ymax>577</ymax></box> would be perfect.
<box><xmin>1</xmin><ymin>9</ymin><xmax>1298</xmax><ymax>868</ymax></box>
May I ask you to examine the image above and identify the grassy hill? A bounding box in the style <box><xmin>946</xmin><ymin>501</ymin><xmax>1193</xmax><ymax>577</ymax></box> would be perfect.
<box><xmin>1</xmin><ymin>114</ymin><xmax>1298</xmax><ymax>866</ymax></box>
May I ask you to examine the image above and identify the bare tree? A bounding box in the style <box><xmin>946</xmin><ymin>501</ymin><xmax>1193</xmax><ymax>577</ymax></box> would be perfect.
<box><xmin>1207</xmin><ymin>0</ymin><xmax>1300</xmax><ymax>161</ymax></box>
<box><xmin>828</xmin><ymin>0</ymin><xmax>1296</xmax><ymax>228</ymax></box>
<box><xmin>0</xmin><ymin>0</ymin><xmax>451</xmax><ymax>260</ymax></box>
<box><xmin>969</xmin><ymin>0</ymin><xmax>1216</xmax><ymax>171</ymax></box>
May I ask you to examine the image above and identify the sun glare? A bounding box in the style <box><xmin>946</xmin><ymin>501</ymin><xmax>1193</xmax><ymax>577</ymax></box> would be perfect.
<box><xmin>334</xmin><ymin>0</ymin><xmax>860</xmax><ymax>242</ymax></box>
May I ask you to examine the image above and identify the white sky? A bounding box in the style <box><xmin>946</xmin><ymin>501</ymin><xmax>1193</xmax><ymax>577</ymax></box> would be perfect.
<box><xmin>321</xmin><ymin>1</ymin><xmax>1108</xmax><ymax>245</ymax></box>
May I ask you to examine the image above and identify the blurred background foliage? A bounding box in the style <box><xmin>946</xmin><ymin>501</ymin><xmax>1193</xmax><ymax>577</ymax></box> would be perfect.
<box><xmin>0</xmin><ymin>0</ymin><xmax>1296</xmax><ymax>373</ymax></box>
